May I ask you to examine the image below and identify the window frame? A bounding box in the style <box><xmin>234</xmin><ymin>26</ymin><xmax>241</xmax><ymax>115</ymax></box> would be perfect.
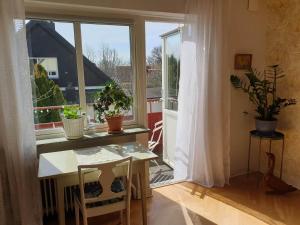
<box><xmin>161</xmin><ymin>28</ymin><xmax>181</xmax><ymax>112</ymax></box>
<box><xmin>26</xmin><ymin>8</ymin><xmax>184</xmax><ymax>140</ymax></box>
<box><xmin>26</xmin><ymin>16</ymin><xmax>143</xmax><ymax>139</ymax></box>
<box><xmin>76</xmin><ymin>21</ymin><xmax>138</xmax><ymax>128</ymax></box>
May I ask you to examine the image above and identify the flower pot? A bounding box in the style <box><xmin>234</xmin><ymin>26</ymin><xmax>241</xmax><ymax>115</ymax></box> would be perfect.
<box><xmin>255</xmin><ymin>119</ymin><xmax>277</xmax><ymax>133</ymax></box>
<box><xmin>62</xmin><ymin>117</ymin><xmax>84</xmax><ymax>139</ymax></box>
<box><xmin>105</xmin><ymin>115</ymin><xmax>124</xmax><ymax>134</ymax></box>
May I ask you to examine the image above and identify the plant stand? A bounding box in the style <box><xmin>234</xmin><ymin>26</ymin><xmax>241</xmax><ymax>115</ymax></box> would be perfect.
<box><xmin>247</xmin><ymin>130</ymin><xmax>285</xmax><ymax>179</ymax></box>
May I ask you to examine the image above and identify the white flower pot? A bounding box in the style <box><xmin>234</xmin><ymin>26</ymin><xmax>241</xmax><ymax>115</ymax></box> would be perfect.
<box><xmin>62</xmin><ymin>117</ymin><xmax>84</xmax><ymax>139</ymax></box>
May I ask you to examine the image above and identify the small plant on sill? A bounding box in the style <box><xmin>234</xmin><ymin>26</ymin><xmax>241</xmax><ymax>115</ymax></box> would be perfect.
<box><xmin>61</xmin><ymin>105</ymin><xmax>84</xmax><ymax>139</ymax></box>
<box><xmin>93</xmin><ymin>81</ymin><xmax>132</xmax><ymax>133</ymax></box>
<box><xmin>63</xmin><ymin>105</ymin><xmax>81</xmax><ymax>119</ymax></box>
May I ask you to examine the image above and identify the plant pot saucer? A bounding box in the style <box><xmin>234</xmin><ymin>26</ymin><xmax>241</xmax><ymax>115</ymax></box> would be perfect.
<box><xmin>108</xmin><ymin>129</ymin><xmax>124</xmax><ymax>134</ymax></box>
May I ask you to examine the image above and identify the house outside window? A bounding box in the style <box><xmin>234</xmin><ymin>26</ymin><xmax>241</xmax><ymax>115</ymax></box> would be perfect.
<box><xmin>30</xmin><ymin>57</ymin><xmax>59</xmax><ymax>79</ymax></box>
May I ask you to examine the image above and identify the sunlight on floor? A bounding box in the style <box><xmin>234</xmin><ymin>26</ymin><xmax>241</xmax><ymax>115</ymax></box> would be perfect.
<box><xmin>153</xmin><ymin>183</ymin><xmax>275</xmax><ymax>225</ymax></box>
<box><xmin>44</xmin><ymin>176</ymin><xmax>298</xmax><ymax>225</ymax></box>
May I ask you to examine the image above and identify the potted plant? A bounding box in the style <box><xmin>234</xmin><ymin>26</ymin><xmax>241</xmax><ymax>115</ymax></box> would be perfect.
<box><xmin>62</xmin><ymin>105</ymin><xmax>84</xmax><ymax>139</ymax></box>
<box><xmin>93</xmin><ymin>81</ymin><xmax>132</xmax><ymax>133</ymax></box>
<box><xmin>230</xmin><ymin>65</ymin><xmax>296</xmax><ymax>133</ymax></box>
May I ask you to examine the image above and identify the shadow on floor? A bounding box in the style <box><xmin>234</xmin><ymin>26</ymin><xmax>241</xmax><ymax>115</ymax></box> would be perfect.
<box><xmin>44</xmin><ymin>191</ymin><xmax>216</xmax><ymax>225</ymax></box>
<box><xmin>180</xmin><ymin>173</ymin><xmax>300</xmax><ymax>225</ymax></box>
<box><xmin>149</xmin><ymin>152</ymin><xmax>174</xmax><ymax>185</ymax></box>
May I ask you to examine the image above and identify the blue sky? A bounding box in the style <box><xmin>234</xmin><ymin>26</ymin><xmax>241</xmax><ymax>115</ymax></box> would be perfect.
<box><xmin>52</xmin><ymin>21</ymin><xmax>180</xmax><ymax>64</ymax></box>
<box><xmin>145</xmin><ymin>22</ymin><xmax>179</xmax><ymax>57</ymax></box>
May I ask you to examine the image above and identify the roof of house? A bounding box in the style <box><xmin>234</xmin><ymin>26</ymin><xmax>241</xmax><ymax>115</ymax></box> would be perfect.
<box><xmin>26</xmin><ymin>21</ymin><xmax>111</xmax><ymax>88</ymax></box>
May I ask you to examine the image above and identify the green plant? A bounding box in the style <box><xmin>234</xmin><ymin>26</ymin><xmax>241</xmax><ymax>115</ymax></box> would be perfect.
<box><xmin>230</xmin><ymin>65</ymin><xmax>296</xmax><ymax>121</ymax></box>
<box><xmin>63</xmin><ymin>105</ymin><xmax>81</xmax><ymax>119</ymax></box>
<box><xmin>93</xmin><ymin>81</ymin><xmax>133</xmax><ymax>123</ymax></box>
<box><xmin>32</xmin><ymin>64</ymin><xmax>65</xmax><ymax>124</ymax></box>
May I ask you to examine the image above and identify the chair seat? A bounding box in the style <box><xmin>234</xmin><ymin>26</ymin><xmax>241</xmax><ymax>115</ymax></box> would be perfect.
<box><xmin>74</xmin><ymin>178</ymin><xmax>125</xmax><ymax>207</ymax></box>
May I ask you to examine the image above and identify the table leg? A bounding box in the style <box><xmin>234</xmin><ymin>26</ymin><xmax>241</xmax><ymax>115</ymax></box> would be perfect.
<box><xmin>257</xmin><ymin>138</ymin><xmax>262</xmax><ymax>187</ymax></box>
<box><xmin>258</xmin><ymin>138</ymin><xmax>262</xmax><ymax>172</ymax></box>
<box><xmin>280</xmin><ymin>138</ymin><xmax>285</xmax><ymax>179</ymax></box>
<box><xmin>247</xmin><ymin>135</ymin><xmax>252</xmax><ymax>175</ymax></box>
<box><xmin>139</xmin><ymin>162</ymin><xmax>148</xmax><ymax>225</ymax></box>
<box><xmin>57</xmin><ymin>177</ymin><xmax>66</xmax><ymax>225</ymax></box>
<box><xmin>269</xmin><ymin>139</ymin><xmax>272</xmax><ymax>153</ymax></box>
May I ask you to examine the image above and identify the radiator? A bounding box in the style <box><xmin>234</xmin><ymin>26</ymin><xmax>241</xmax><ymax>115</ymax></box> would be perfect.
<box><xmin>41</xmin><ymin>177</ymin><xmax>136</xmax><ymax>217</ymax></box>
<box><xmin>40</xmin><ymin>179</ymin><xmax>78</xmax><ymax>216</ymax></box>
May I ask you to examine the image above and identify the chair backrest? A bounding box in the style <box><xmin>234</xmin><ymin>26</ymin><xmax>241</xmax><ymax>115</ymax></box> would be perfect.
<box><xmin>149</xmin><ymin>120</ymin><xmax>163</xmax><ymax>151</ymax></box>
<box><xmin>78</xmin><ymin>157</ymin><xmax>132</xmax><ymax>206</ymax></box>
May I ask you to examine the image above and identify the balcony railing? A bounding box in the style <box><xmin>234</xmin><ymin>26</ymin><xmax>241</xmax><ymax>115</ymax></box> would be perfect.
<box><xmin>34</xmin><ymin>98</ymin><xmax>162</xmax><ymax>130</ymax></box>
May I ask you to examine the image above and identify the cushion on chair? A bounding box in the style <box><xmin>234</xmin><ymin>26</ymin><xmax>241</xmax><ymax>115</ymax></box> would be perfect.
<box><xmin>74</xmin><ymin>178</ymin><xmax>125</xmax><ymax>207</ymax></box>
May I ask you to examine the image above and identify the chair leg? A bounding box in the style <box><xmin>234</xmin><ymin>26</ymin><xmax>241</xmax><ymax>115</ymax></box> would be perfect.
<box><xmin>126</xmin><ymin>205</ymin><xmax>130</xmax><ymax>225</ymax></box>
<box><xmin>83</xmin><ymin>217</ymin><xmax>88</xmax><ymax>225</ymax></box>
<box><xmin>75</xmin><ymin>201</ymin><xmax>80</xmax><ymax>225</ymax></box>
<box><xmin>151</xmin><ymin>159</ymin><xmax>161</xmax><ymax>173</ymax></box>
<box><xmin>120</xmin><ymin>210</ymin><xmax>124</xmax><ymax>225</ymax></box>
<box><xmin>82</xmin><ymin>209</ymin><xmax>88</xmax><ymax>225</ymax></box>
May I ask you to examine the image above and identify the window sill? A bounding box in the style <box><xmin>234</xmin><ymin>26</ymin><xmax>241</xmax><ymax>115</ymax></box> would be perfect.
<box><xmin>36</xmin><ymin>126</ymin><xmax>150</xmax><ymax>156</ymax></box>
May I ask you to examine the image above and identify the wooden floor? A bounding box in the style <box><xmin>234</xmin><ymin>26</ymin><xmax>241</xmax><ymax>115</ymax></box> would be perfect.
<box><xmin>45</xmin><ymin>174</ymin><xmax>300</xmax><ymax>225</ymax></box>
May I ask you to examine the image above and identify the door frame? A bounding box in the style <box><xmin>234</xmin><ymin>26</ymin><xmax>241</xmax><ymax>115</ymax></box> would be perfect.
<box><xmin>161</xmin><ymin>28</ymin><xmax>181</xmax><ymax>168</ymax></box>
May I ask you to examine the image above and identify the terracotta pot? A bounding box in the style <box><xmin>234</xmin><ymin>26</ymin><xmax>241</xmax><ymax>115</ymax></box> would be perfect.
<box><xmin>105</xmin><ymin>115</ymin><xmax>124</xmax><ymax>133</ymax></box>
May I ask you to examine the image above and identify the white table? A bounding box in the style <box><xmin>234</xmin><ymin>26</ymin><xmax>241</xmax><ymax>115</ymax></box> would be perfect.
<box><xmin>38</xmin><ymin>142</ymin><xmax>157</xmax><ymax>225</ymax></box>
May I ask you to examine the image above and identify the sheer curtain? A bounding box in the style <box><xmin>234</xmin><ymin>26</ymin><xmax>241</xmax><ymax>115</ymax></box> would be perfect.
<box><xmin>0</xmin><ymin>0</ymin><xmax>42</xmax><ymax>224</ymax></box>
<box><xmin>174</xmin><ymin>0</ymin><xmax>231</xmax><ymax>187</ymax></box>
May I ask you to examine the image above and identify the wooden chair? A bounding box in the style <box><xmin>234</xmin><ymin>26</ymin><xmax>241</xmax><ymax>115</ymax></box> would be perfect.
<box><xmin>74</xmin><ymin>157</ymin><xmax>133</xmax><ymax>225</ymax></box>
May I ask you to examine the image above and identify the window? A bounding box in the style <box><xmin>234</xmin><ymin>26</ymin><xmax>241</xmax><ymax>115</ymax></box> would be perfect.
<box><xmin>27</xmin><ymin>20</ymin><xmax>79</xmax><ymax>130</ymax></box>
<box><xmin>26</xmin><ymin>19</ymin><xmax>137</xmax><ymax>134</ymax></box>
<box><xmin>145</xmin><ymin>22</ymin><xmax>181</xmax><ymax>114</ymax></box>
<box><xmin>163</xmin><ymin>30</ymin><xmax>181</xmax><ymax>111</ymax></box>
<box><xmin>80</xmin><ymin>23</ymin><xmax>134</xmax><ymax>123</ymax></box>
<box><xmin>30</xmin><ymin>57</ymin><xmax>59</xmax><ymax>79</ymax></box>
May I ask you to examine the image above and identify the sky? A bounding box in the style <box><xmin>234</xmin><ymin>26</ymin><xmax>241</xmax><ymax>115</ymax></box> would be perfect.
<box><xmin>51</xmin><ymin>21</ymin><xmax>180</xmax><ymax>63</ymax></box>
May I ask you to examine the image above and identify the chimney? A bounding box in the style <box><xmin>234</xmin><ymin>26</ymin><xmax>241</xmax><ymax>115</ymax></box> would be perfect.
<box><xmin>48</xmin><ymin>21</ymin><xmax>55</xmax><ymax>30</ymax></box>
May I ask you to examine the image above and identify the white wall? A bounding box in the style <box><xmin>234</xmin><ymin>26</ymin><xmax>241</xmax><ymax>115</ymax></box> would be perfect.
<box><xmin>229</xmin><ymin>0</ymin><xmax>267</xmax><ymax>176</ymax></box>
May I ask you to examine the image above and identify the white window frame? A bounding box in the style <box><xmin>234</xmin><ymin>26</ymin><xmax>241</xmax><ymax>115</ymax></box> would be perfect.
<box><xmin>26</xmin><ymin>9</ymin><xmax>183</xmax><ymax>140</ymax></box>
<box><xmin>74</xmin><ymin>21</ymin><xmax>139</xmax><ymax>129</ymax></box>
<box><xmin>161</xmin><ymin>28</ymin><xmax>181</xmax><ymax>112</ymax></box>
<box><xmin>48</xmin><ymin>70</ymin><xmax>59</xmax><ymax>79</ymax></box>
<box><xmin>27</xmin><ymin>17</ymin><xmax>143</xmax><ymax>139</ymax></box>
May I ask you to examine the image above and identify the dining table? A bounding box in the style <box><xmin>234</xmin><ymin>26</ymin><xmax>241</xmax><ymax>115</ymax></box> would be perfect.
<box><xmin>38</xmin><ymin>142</ymin><xmax>158</xmax><ymax>225</ymax></box>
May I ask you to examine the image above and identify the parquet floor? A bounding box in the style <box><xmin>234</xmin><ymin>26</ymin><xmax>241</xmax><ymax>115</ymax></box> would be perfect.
<box><xmin>45</xmin><ymin>174</ymin><xmax>300</xmax><ymax>225</ymax></box>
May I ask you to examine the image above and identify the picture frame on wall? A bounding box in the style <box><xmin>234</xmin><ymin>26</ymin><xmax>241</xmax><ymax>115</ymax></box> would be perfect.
<box><xmin>234</xmin><ymin>54</ymin><xmax>252</xmax><ymax>70</ymax></box>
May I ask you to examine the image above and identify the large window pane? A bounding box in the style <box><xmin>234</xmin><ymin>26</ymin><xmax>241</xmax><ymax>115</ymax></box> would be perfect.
<box><xmin>145</xmin><ymin>22</ymin><xmax>180</xmax><ymax>114</ymax></box>
<box><xmin>26</xmin><ymin>19</ymin><xmax>79</xmax><ymax>129</ymax></box>
<box><xmin>80</xmin><ymin>23</ymin><xmax>134</xmax><ymax>123</ymax></box>
<box><xmin>165</xmin><ymin>32</ymin><xmax>180</xmax><ymax>111</ymax></box>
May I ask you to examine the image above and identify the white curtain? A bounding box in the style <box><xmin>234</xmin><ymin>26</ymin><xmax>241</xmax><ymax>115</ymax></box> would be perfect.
<box><xmin>174</xmin><ymin>0</ymin><xmax>231</xmax><ymax>187</ymax></box>
<box><xmin>0</xmin><ymin>0</ymin><xmax>42</xmax><ymax>224</ymax></box>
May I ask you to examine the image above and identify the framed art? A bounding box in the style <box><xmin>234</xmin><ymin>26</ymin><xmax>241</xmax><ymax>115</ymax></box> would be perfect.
<box><xmin>234</xmin><ymin>54</ymin><xmax>252</xmax><ymax>70</ymax></box>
